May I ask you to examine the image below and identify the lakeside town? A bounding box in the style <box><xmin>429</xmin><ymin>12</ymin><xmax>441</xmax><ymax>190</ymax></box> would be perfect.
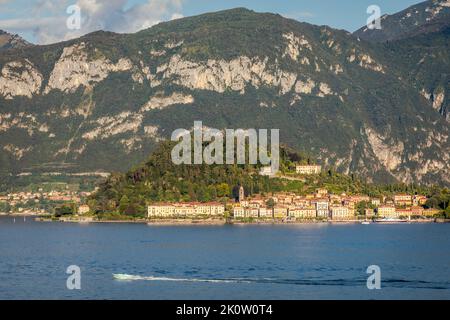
<box><xmin>147</xmin><ymin>186</ymin><xmax>439</xmax><ymax>223</ymax></box>
<box><xmin>0</xmin><ymin>164</ymin><xmax>447</xmax><ymax>223</ymax></box>
<box><xmin>145</xmin><ymin>165</ymin><xmax>442</xmax><ymax>223</ymax></box>
<box><xmin>0</xmin><ymin>188</ymin><xmax>94</xmax><ymax>216</ymax></box>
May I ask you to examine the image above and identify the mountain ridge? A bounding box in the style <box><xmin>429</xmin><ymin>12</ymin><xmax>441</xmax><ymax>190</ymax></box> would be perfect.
<box><xmin>354</xmin><ymin>0</ymin><xmax>450</xmax><ymax>42</ymax></box>
<box><xmin>0</xmin><ymin>29</ymin><xmax>31</xmax><ymax>51</ymax></box>
<box><xmin>0</xmin><ymin>4</ymin><xmax>448</xmax><ymax>186</ymax></box>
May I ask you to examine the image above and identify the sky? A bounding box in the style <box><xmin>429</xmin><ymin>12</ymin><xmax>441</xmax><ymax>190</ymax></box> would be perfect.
<box><xmin>0</xmin><ymin>0</ymin><xmax>422</xmax><ymax>45</ymax></box>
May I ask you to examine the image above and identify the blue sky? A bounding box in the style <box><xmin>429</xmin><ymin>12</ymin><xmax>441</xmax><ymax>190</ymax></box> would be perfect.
<box><xmin>0</xmin><ymin>0</ymin><xmax>421</xmax><ymax>44</ymax></box>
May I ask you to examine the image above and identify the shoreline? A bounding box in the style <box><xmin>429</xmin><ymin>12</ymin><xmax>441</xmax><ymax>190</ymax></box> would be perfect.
<box><xmin>28</xmin><ymin>216</ymin><xmax>445</xmax><ymax>225</ymax></box>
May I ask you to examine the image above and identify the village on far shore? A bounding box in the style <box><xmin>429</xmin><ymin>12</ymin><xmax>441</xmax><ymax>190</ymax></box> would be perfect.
<box><xmin>1</xmin><ymin>164</ymin><xmax>445</xmax><ymax>224</ymax></box>
<box><xmin>143</xmin><ymin>164</ymin><xmax>442</xmax><ymax>224</ymax></box>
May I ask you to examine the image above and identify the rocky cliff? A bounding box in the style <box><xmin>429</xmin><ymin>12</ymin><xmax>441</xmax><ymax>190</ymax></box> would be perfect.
<box><xmin>0</xmin><ymin>7</ymin><xmax>449</xmax><ymax>185</ymax></box>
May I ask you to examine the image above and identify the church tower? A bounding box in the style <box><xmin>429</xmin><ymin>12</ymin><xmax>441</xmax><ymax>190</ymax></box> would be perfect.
<box><xmin>238</xmin><ymin>186</ymin><xmax>245</xmax><ymax>203</ymax></box>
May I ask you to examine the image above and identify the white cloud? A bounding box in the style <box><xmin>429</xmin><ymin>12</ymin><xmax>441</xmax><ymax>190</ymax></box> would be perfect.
<box><xmin>282</xmin><ymin>11</ymin><xmax>315</xmax><ymax>20</ymax></box>
<box><xmin>0</xmin><ymin>0</ymin><xmax>185</xmax><ymax>44</ymax></box>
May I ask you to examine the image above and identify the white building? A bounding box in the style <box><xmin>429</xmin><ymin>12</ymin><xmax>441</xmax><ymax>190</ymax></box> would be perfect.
<box><xmin>296</xmin><ymin>165</ymin><xmax>322</xmax><ymax>175</ymax></box>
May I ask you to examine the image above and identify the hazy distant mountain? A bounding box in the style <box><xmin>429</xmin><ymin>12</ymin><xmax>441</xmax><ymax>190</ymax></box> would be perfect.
<box><xmin>0</xmin><ymin>30</ymin><xmax>31</xmax><ymax>51</ymax></box>
<box><xmin>353</xmin><ymin>0</ymin><xmax>449</xmax><ymax>123</ymax></box>
<box><xmin>0</xmin><ymin>7</ymin><xmax>448</xmax><ymax>185</ymax></box>
<box><xmin>354</xmin><ymin>0</ymin><xmax>450</xmax><ymax>42</ymax></box>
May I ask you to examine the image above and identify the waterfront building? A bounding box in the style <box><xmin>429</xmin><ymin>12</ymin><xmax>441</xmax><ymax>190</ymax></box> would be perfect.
<box><xmin>411</xmin><ymin>206</ymin><xmax>424</xmax><ymax>216</ymax></box>
<box><xmin>174</xmin><ymin>205</ymin><xmax>195</xmax><ymax>216</ymax></box>
<box><xmin>246</xmin><ymin>207</ymin><xmax>259</xmax><ymax>218</ymax></box>
<box><xmin>233</xmin><ymin>206</ymin><xmax>245</xmax><ymax>218</ymax></box>
<box><xmin>330</xmin><ymin>206</ymin><xmax>352</xmax><ymax>220</ymax></box>
<box><xmin>148</xmin><ymin>203</ymin><xmax>224</xmax><ymax>218</ymax></box>
<box><xmin>195</xmin><ymin>204</ymin><xmax>212</xmax><ymax>215</ymax></box>
<box><xmin>78</xmin><ymin>205</ymin><xmax>90</xmax><ymax>215</ymax></box>
<box><xmin>289</xmin><ymin>207</ymin><xmax>316</xmax><ymax>219</ymax></box>
<box><xmin>377</xmin><ymin>205</ymin><xmax>397</xmax><ymax>218</ymax></box>
<box><xmin>395</xmin><ymin>208</ymin><xmax>412</xmax><ymax>218</ymax></box>
<box><xmin>148</xmin><ymin>204</ymin><xmax>176</xmax><ymax>217</ymax></box>
<box><xmin>313</xmin><ymin>199</ymin><xmax>329</xmax><ymax>218</ymax></box>
<box><xmin>210</xmin><ymin>203</ymin><xmax>225</xmax><ymax>216</ymax></box>
<box><xmin>295</xmin><ymin>165</ymin><xmax>322</xmax><ymax>175</ymax></box>
<box><xmin>273</xmin><ymin>206</ymin><xmax>288</xmax><ymax>219</ymax></box>
<box><xmin>258</xmin><ymin>207</ymin><xmax>273</xmax><ymax>218</ymax></box>
<box><xmin>423</xmin><ymin>208</ymin><xmax>440</xmax><ymax>217</ymax></box>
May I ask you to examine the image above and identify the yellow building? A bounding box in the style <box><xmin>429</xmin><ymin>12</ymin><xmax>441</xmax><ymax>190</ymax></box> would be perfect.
<box><xmin>377</xmin><ymin>205</ymin><xmax>397</xmax><ymax>218</ymax></box>
<box><xmin>423</xmin><ymin>209</ymin><xmax>440</xmax><ymax>217</ymax></box>
<box><xmin>330</xmin><ymin>206</ymin><xmax>352</xmax><ymax>220</ymax></box>
<box><xmin>289</xmin><ymin>207</ymin><xmax>316</xmax><ymax>219</ymax></box>
<box><xmin>395</xmin><ymin>208</ymin><xmax>412</xmax><ymax>218</ymax></box>
<box><xmin>273</xmin><ymin>206</ymin><xmax>288</xmax><ymax>219</ymax></box>
<box><xmin>148</xmin><ymin>203</ymin><xmax>224</xmax><ymax>218</ymax></box>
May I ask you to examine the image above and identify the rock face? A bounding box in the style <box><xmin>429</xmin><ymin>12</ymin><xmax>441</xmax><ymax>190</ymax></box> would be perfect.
<box><xmin>158</xmin><ymin>54</ymin><xmax>298</xmax><ymax>95</ymax></box>
<box><xmin>141</xmin><ymin>92</ymin><xmax>194</xmax><ymax>111</ymax></box>
<box><xmin>0</xmin><ymin>7</ymin><xmax>449</xmax><ymax>186</ymax></box>
<box><xmin>0</xmin><ymin>59</ymin><xmax>42</xmax><ymax>99</ymax></box>
<box><xmin>45</xmin><ymin>43</ymin><xmax>133</xmax><ymax>93</ymax></box>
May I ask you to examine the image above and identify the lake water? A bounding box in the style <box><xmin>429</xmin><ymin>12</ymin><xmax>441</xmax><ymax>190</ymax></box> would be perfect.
<box><xmin>1</xmin><ymin>216</ymin><xmax>450</xmax><ymax>300</ymax></box>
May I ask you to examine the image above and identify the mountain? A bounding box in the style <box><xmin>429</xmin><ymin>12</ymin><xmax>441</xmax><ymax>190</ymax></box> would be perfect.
<box><xmin>354</xmin><ymin>0</ymin><xmax>450</xmax><ymax>42</ymax></box>
<box><xmin>0</xmin><ymin>7</ymin><xmax>449</xmax><ymax>186</ymax></box>
<box><xmin>0</xmin><ymin>30</ymin><xmax>31</xmax><ymax>51</ymax></box>
<box><xmin>354</xmin><ymin>0</ymin><xmax>450</xmax><ymax>122</ymax></box>
<box><xmin>382</xmin><ymin>26</ymin><xmax>450</xmax><ymax>121</ymax></box>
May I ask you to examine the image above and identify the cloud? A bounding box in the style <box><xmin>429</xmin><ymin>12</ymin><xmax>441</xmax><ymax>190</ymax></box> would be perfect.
<box><xmin>0</xmin><ymin>0</ymin><xmax>185</xmax><ymax>44</ymax></box>
<box><xmin>282</xmin><ymin>11</ymin><xmax>315</xmax><ymax>20</ymax></box>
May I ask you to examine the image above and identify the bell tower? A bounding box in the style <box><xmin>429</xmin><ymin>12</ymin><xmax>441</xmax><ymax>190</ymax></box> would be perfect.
<box><xmin>239</xmin><ymin>186</ymin><xmax>245</xmax><ymax>203</ymax></box>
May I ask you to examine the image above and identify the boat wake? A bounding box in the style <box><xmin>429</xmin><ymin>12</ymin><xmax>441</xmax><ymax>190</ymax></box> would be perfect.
<box><xmin>112</xmin><ymin>274</ymin><xmax>450</xmax><ymax>290</ymax></box>
<box><xmin>113</xmin><ymin>274</ymin><xmax>249</xmax><ymax>283</ymax></box>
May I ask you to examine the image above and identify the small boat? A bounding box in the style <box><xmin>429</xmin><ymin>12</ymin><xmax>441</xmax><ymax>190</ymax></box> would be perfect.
<box><xmin>361</xmin><ymin>221</ymin><xmax>371</xmax><ymax>225</ymax></box>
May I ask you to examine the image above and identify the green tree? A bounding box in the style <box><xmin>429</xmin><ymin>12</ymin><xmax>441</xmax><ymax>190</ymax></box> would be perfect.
<box><xmin>266</xmin><ymin>198</ymin><xmax>275</xmax><ymax>209</ymax></box>
<box><xmin>119</xmin><ymin>195</ymin><xmax>130</xmax><ymax>214</ymax></box>
<box><xmin>217</xmin><ymin>183</ymin><xmax>230</xmax><ymax>198</ymax></box>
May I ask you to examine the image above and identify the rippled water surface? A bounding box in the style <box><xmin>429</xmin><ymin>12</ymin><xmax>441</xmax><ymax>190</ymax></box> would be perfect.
<box><xmin>1</xmin><ymin>217</ymin><xmax>449</xmax><ymax>299</ymax></box>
